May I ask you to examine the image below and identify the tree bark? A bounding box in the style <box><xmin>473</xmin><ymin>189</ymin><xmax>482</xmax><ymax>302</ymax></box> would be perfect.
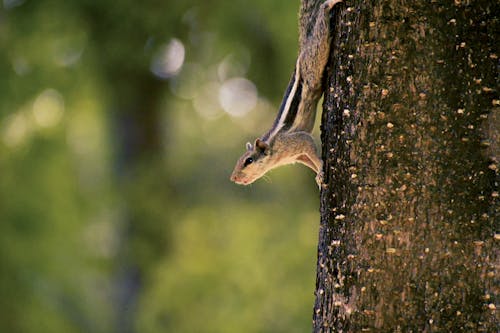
<box><xmin>313</xmin><ymin>0</ymin><xmax>498</xmax><ymax>331</ymax></box>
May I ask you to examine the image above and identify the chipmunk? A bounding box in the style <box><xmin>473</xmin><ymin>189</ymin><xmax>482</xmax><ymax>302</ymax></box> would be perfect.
<box><xmin>230</xmin><ymin>0</ymin><xmax>342</xmax><ymax>187</ymax></box>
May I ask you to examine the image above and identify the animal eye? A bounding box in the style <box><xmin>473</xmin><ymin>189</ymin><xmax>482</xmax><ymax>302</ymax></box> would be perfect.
<box><xmin>244</xmin><ymin>157</ymin><xmax>254</xmax><ymax>167</ymax></box>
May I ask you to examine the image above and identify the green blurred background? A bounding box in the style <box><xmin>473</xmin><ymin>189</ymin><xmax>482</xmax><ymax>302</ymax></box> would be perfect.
<box><xmin>1</xmin><ymin>1</ymin><xmax>322</xmax><ymax>332</ymax></box>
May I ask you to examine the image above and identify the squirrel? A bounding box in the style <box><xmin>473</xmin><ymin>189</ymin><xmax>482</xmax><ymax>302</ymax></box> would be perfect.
<box><xmin>230</xmin><ymin>0</ymin><xmax>342</xmax><ymax>187</ymax></box>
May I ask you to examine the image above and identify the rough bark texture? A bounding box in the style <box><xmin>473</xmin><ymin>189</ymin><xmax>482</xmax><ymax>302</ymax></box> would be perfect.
<box><xmin>313</xmin><ymin>0</ymin><xmax>499</xmax><ymax>331</ymax></box>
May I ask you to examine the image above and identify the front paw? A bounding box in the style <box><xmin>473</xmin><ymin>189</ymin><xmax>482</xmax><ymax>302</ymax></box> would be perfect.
<box><xmin>315</xmin><ymin>170</ymin><xmax>324</xmax><ymax>189</ymax></box>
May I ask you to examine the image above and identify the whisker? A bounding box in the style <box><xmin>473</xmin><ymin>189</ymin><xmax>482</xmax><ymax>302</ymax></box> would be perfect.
<box><xmin>263</xmin><ymin>175</ymin><xmax>272</xmax><ymax>184</ymax></box>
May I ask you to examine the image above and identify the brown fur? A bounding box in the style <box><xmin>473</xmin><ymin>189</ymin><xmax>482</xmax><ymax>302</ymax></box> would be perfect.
<box><xmin>230</xmin><ymin>0</ymin><xmax>343</xmax><ymax>187</ymax></box>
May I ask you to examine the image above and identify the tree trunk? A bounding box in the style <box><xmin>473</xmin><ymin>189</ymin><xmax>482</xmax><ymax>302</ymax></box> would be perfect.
<box><xmin>313</xmin><ymin>0</ymin><xmax>498</xmax><ymax>331</ymax></box>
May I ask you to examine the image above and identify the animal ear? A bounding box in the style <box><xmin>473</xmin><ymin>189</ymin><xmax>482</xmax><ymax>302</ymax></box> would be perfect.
<box><xmin>255</xmin><ymin>138</ymin><xmax>270</xmax><ymax>155</ymax></box>
<box><xmin>246</xmin><ymin>142</ymin><xmax>253</xmax><ymax>151</ymax></box>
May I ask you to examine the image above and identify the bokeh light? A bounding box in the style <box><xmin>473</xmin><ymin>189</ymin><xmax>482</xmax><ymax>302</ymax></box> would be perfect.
<box><xmin>151</xmin><ymin>38</ymin><xmax>186</xmax><ymax>79</ymax></box>
<box><xmin>219</xmin><ymin>77</ymin><xmax>257</xmax><ymax>117</ymax></box>
<box><xmin>32</xmin><ymin>89</ymin><xmax>64</xmax><ymax>128</ymax></box>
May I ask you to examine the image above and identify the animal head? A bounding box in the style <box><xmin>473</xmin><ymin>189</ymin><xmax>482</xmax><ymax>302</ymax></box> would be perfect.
<box><xmin>230</xmin><ymin>138</ymin><xmax>271</xmax><ymax>185</ymax></box>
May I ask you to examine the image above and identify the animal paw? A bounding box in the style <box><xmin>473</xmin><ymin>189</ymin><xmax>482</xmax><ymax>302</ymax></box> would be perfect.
<box><xmin>315</xmin><ymin>170</ymin><xmax>324</xmax><ymax>189</ymax></box>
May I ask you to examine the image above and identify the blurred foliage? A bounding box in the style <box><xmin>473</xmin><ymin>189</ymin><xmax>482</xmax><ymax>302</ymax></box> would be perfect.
<box><xmin>0</xmin><ymin>0</ymin><xmax>322</xmax><ymax>332</ymax></box>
